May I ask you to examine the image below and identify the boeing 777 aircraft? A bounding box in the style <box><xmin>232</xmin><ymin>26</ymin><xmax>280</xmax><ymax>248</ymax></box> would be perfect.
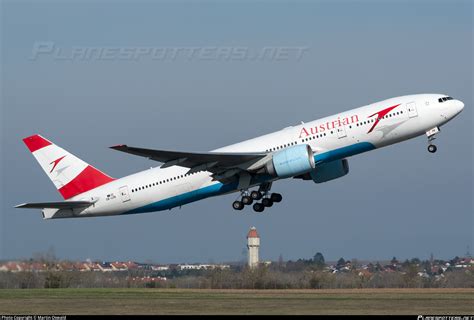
<box><xmin>16</xmin><ymin>94</ymin><xmax>464</xmax><ymax>219</ymax></box>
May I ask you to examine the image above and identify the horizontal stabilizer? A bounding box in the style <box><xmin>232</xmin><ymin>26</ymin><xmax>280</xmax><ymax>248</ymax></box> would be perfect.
<box><xmin>15</xmin><ymin>201</ymin><xmax>93</xmax><ymax>209</ymax></box>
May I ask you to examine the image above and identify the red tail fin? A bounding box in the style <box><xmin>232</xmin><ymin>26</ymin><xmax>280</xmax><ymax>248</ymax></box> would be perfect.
<box><xmin>23</xmin><ymin>134</ymin><xmax>115</xmax><ymax>199</ymax></box>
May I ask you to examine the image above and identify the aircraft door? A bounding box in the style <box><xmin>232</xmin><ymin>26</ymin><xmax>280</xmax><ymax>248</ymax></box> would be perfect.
<box><xmin>407</xmin><ymin>102</ymin><xmax>418</xmax><ymax>118</ymax></box>
<box><xmin>336</xmin><ymin>125</ymin><xmax>347</xmax><ymax>139</ymax></box>
<box><xmin>119</xmin><ymin>186</ymin><xmax>131</xmax><ymax>203</ymax></box>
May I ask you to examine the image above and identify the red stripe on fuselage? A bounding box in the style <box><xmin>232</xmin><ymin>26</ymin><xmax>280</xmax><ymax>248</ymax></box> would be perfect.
<box><xmin>23</xmin><ymin>135</ymin><xmax>52</xmax><ymax>152</ymax></box>
<box><xmin>367</xmin><ymin>104</ymin><xmax>401</xmax><ymax>133</ymax></box>
<box><xmin>58</xmin><ymin>165</ymin><xmax>115</xmax><ymax>199</ymax></box>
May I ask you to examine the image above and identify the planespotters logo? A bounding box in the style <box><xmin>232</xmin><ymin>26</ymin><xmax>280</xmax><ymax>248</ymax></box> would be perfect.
<box><xmin>417</xmin><ymin>316</ymin><xmax>474</xmax><ymax>320</ymax></box>
<box><xmin>29</xmin><ymin>42</ymin><xmax>310</xmax><ymax>62</ymax></box>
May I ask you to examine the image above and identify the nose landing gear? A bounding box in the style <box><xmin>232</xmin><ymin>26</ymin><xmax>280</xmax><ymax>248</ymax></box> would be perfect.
<box><xmin>427</xmin><ymin>144</ymin><xmax>437</xmax><ymax>153</ymax></box>
<box><xmin>426</xmin><ymin>127</ymin><xmax>440</xmax><ymax>153</ymax></box>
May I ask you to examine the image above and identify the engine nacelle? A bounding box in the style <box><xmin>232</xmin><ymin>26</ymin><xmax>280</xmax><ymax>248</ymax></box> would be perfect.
<box><xmin>266</xmin><ymin>144</ymin><xmax>315</xmax><ymax>178</ymax></box>
<box><xmin>310</xmin><ymin>159</ymin><xmax>349</xmax><ymax>183</ymax></box>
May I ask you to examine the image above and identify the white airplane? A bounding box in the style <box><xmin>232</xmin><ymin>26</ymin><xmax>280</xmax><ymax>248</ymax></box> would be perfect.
<box><xmin>16</xmin><ymin>94</ymin><xmax>464</xmax><ymax>219</ymax></box>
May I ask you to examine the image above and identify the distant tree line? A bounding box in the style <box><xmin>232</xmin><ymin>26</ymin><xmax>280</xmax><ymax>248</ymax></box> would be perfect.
<box><xmin>0</xmin><ymin>252</ymin><xmax>472</xmax><ymax>289</ymax></box>
<box><xmin>1</xmin><ymin>266</ymin><xmax>472</xmax><ymax>289</ymax></box>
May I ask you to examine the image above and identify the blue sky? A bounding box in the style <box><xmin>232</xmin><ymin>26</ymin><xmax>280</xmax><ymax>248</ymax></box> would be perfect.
<box><xmin>1</xmin><ymin>0</ymin><xmax>472</xmax><ymax>263</ymax></box>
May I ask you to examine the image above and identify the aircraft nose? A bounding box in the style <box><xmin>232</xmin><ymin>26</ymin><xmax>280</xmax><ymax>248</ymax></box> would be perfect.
<box><xmin>455</xmin><ymin>99</ymin><xmax>465</xmax><ymax>113</ymax></box>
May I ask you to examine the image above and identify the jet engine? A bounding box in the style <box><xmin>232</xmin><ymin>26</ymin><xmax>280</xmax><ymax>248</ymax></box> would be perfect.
<box><xmin>310</xmin><ymin>159</ymin><xmax>349</xmax><ymax>183</ymax></box>
<box><xmin>265</xmin><ymin>144</ymin><xmax>315</xmax><ymax>178</ymax></box>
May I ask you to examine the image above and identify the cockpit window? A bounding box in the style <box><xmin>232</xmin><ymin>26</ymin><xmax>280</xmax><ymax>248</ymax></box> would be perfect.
<box><xmin>438</xmin><ymin>96</ymin><xmax>453</xmax><ymax>103</ymax></box>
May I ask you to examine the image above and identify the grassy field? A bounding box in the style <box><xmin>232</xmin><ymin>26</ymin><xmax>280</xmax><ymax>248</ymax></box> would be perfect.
<box><xmin>0</xmin><ymin>288</ymin><xmax>472</xmax><ymax>315</ymax></box>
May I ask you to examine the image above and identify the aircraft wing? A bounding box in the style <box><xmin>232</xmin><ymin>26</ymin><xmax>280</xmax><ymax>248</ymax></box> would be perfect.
<box><xmin>15</xmin><ymin>201</ymin><xmax>94</xmax><ymax>209</ymax></box>
<box><xmin>110</xmin><ymin>145</ymin><xmax>269</xmax><ymax>174</ymax></box>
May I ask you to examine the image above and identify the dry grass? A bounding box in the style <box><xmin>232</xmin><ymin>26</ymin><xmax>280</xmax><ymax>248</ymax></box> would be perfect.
<box><xmin>0</xmin><ymin>288</ymin><xmax>472</xmax><ymax>315</ymax></box>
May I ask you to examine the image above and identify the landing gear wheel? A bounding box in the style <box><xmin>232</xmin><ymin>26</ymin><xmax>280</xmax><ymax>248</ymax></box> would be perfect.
<box><xmin>253</xmin><ymin>203</ymin><xmax>265</xmax><ymax>212</ymax></box>
<box><xmin>241</xmin><ymin>195</ymin><xmax>253</xmax><ymax>205</ymax></box>
<box><xmin>270</xmin><ymin>193</ymin><xmax>282</xmax><ymax>203</ymax></box>
<box><xmin>250</xmin><ymin>190</ymin><xmax>263</xmax><ymax>200</ymax></box>
<box><xmin>428</xmin><ymin>144</ymin><xmax>437</xmax><ymax>153</ymax></box>
<box><xmin>261</xmin><ymin>198</ymin><xmax>273</xmax><ymax>207</ymax></box>
<box><xmin>232</xmin><ymin>200</ymin><xmax>244</xmax><ymax>210</ymax></box>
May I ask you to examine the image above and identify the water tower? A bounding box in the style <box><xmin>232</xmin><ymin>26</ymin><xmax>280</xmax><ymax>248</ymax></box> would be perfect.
<box><xmin>247</xmin><ymin>226</ymin><xmax>260</xmax><ymax>268</ymax></box>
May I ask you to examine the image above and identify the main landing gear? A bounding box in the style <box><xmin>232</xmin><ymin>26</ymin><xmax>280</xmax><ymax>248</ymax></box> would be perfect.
<box><xmin>232</xmin><ymin>183</ymin><xmax>282</xmax><ymax>213</ymax></box>
<box><xmin>426</xmin><ymin>127</ymin><xmax>440</xmax><ymax>154</ymax></box>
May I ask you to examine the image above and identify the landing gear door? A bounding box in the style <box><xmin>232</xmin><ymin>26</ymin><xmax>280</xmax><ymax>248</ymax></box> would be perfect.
<box><xmin>407</xmin><ymin>102</ymin><xmax>418</xmax><ymax>118</ymax></box>
<box><xmin>336</xmin><ymin>125</ymin><xmax>347</xmax><ymax>139</ymax></box>
<box><xmin>119</xmin><ymin>186</ymin><xmax>131</xmax><ymax>203</ymax></box>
